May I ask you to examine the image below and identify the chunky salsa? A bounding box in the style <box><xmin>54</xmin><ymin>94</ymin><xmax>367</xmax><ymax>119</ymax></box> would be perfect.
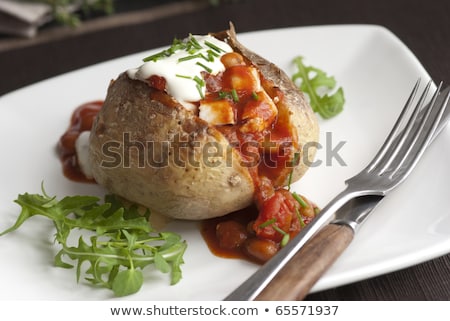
<box><xmin>199</xmin><ymin>52</ymin><xmax>318</xmax><ymax>262</ymax></box>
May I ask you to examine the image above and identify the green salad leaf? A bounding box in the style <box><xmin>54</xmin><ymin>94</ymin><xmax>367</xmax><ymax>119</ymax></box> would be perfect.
<box><xmin>0</xmin><ymin>186</ymin><xmax>187</xmax><ymax>297</ymax></box>
<box><xmin>292</xmin><ymin>56</ymin><xmax>345</xmax><ymax>119</ymax></box>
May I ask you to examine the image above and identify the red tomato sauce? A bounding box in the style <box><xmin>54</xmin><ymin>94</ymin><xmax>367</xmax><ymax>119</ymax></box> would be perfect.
<box><xmin>200</xmin><ymin>194</ymin><xmax>317</xmax><ymax>264</ymax></box>
<box><xmin>57</xmin><ymin>101</ymin><xmax>103</xmax><ymax>183</ymax></box>
<box><xmin>199</xmin><ymin>52</ymin><xmax>318</xmax><ymax>263</ymax></box>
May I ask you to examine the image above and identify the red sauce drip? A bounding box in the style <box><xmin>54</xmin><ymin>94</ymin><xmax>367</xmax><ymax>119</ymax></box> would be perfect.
<box><xmin>57</xmin><ymin>101</ymin><xmax>103</xmax><ymax>183</ymax></box>
<box><xmin>200</xmin><ymin>206</ymin><xmax>260</xmax><ymax>262</ymax></box>
<box><xmin>200</xmin><ymin>52</ymin><xmax>317</xmax><ymax>263</ymax></box>
<box><xmin>200</xmin><ymin>193</ymin><xmax>317</xmax><ymax>264</ymax></box>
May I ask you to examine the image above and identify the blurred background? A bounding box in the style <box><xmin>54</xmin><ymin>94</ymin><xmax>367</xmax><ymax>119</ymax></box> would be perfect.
<box><xmin>1</xmin><ymin>0</ymin><xmax>449</xmax><ymax>96</ymax></box>
<box><xmin>0</xmin><ymin>0</ymin><xmax>251</xmax><ymax>94</ymax></box>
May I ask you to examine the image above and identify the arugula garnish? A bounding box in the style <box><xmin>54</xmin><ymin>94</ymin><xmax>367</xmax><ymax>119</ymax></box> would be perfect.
<box><xmin>0</xmin><ymin>187</ymin><xmax>186</xmax><ymax>297</ymax></box>
<box><xmin>292</xmin><ymin>56</ymin><xmax>345</xmax><ymax>119</ymax></box>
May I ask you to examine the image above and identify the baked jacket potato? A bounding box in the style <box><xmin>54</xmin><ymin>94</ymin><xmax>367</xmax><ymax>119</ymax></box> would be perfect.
<box><xmin>89</xmin><ymin>24</ymin><xmax>319</xmax><ymax>229</ymax></box>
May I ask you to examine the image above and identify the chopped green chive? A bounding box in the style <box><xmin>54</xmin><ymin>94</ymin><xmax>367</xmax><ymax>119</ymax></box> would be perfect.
<box><xmin>178</xmin><ymin>51</ymin><xmax>218</xmax><ymax>66</ymax></box>
<box><xmin>259</xmin><ymin>217</ymin><xmax>291</xmax><ymax>247</ymax></box>
<box><xmin>271</xmin><ymin>224</ymin><xmax>290</xmax><ymax>247</ymax></box>
<box><xmin>194</xmin><ymin>76</ymin><xmax>205</xmax><ymax>99</ymax></box>
<box><xmin>218</xmin><ymin>91</ymin><xmax>228</xmax><ymax>99</ymax></box>
<box><xmin>295</xmin><ymin>207</ymin><xmax>306</xmax><ymax>228</ymax></box>
<box><xmin>281</xmin><ymin>233</ymin><xmax>290</xmax><ymax>247</ymax></box>
<box><xmin>271</xmin><ymin>224</ymin><xmax>285</xmax><ymax>235</ymax></box>
<box><xmin>171</xmin><ymin>37</ymin><xmax>184</xmax><ymax>49</ymax></box>
<box><xmin>196</xmin><ymin>84</ymin><xmax>204</xmax><ymax>99</ymax></box>
<box><xmin>231</xmin><ymin>88</ymin><xmax>239</xmax><ymax>102</ymax></box>
<box><xmin>205</xmin><ymin>51</ymin><xmax>215</xmax><ymax>62</ymax></box>
<box><xmin>205</xmin><ymin>40</ymin><xmax>225</xmax><ymax>53</ymax></box>
<box><xmin>178</xmin><ymin>54</ymin><xmax>202</xmax><ymax>62</ymax></box>
<box><xmin>252</xmin><ymin>91</ymin><xmax>259</xmax><ymax>100</ymax></box>
<box><xmin>143</xmin><ymin>35</ymin><xmax>204</xmax><ymax>62</ymax></box>
<box><xmin>292</xmin><ymin>192</ymin><xmax>308</xmax><ymax>208</ymax></box>
<box><xmin>217</xmin><ymin>90</ymin><xmax>240</xmax><ymax>102</ymax></box>
<box><xmin>196</xmin><ymin>62</ymin><xmax>213</xmax><ymax>73</ymax></box>
<box><xmin>207</xmin><ymin>49</ymin><xmax>220</xmax><ymax>59</ymax></box>
<box><xmin>175</xmin><ymin>74</ymin><xmax>192</xmax><ymax>79</ymax></box>
<box><xmin>188</xmin><ymin>34</ymin><xmax>203</xmax><ymax>50</ymax></box>
<box><xmin>143</xmin><ymin>51</ymin><xmax>167</xmax><ymax>62</ymax></box>
<box><xmin>176</xmin><ymin>74</ymin><xmax>205</xmax><ymax>99</ymax></box>
<box><xmin>259</xmin><ymin>218</ymin><xmax>276</xmax><ymax>229</ymax></box>
<box><xmin>142</xmin><ymin>35</ymin><xmax>226</xmax><ymax>75</ymax></box>
<box><xmin>193</xmin><ymin>75</ymin><xmax>205</xmax><ymax>87</ymax></box>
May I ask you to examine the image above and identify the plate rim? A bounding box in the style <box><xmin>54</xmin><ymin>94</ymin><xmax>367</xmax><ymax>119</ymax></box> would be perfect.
<box><xmin>0</xmin><ymin>24</ymin><xmax>448</xmax><ymax>300</ymax></box>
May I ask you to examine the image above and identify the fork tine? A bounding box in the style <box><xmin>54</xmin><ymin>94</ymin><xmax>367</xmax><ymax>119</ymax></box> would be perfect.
<box><xmin>366</xmin><ymin>79</ymin><xmax>421</xmax><ymax>173</ymax></box>
<box><xmin>390</xmin><ymin>82</ymin><xmax>449</xmax><ymax>181</ymax></box>
<box><xmin>377</xmin><ymin>80</ymin><xmax>433</xmax><ymax>174</ymax></box>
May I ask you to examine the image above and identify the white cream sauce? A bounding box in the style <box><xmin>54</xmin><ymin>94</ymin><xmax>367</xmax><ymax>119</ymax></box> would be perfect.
<box><xmin>127</xmin><ymin>35</ymin><xmax>232</xmax><ymax>110</ymax></box>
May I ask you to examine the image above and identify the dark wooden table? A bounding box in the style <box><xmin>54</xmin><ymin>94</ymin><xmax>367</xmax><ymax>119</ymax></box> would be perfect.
<box><xmin>1</xmin><ymin>0</ymin><xmax>449</xmax><ymax>300</ymax></box>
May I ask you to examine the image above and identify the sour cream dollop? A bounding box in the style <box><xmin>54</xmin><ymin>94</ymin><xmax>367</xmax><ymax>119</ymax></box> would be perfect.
<box><xmin>127</xmin><ymin>35</ymin><xmax>233</xmax><ymax>110</ymax></box>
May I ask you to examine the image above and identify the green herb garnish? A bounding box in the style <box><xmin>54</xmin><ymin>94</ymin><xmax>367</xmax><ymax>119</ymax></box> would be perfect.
<box><xmin>143</xmin><ymin>37</ymin><xmax>183</xmax><ymax>62</ymax></box>
<box><xmin>292</xmin><ymin>56</ymin><xmax>345</xmax><ymax>119</ymax></box>
<box><xmin>217</xmin><ymin>89</ymin><xmax>239</xmax><ymax>102</ymax></box>
<box><xmin>205</xmin><ymin>40</ymin><xmax>226</xmax><ymax>53</ymax></box>
<box><xmin>0</xmin><ymin>186</ymin><xmax>187</xmax><ymax>297</ymax></box>
<box><xmin>218</xmin><ymin>91</ymin><xmax>228</xmax><ymax>99</ymax></box>
<box><xmin>193</xmin><ymin>75</ymin><xmax>205</xmax><ymax>87</ymax></box>
<box><xmin>196</xmin><ymin>62</ymin><xmax>213</xmax><ymax>73</ymax></box>
<box><xmin>258</xmin><ymin>218</ymin><xmax>276</xmax><ymax>229</ymax></box>
<box><xmin>176</xmin><ymin>74</ymin><xmax>206</xmax><ymax>99</ymax></box>
<box><xmin>207</xmin><ymin>49</ymin><xmax>220</xmax><ymax>60</ymax></box>
<box><xmin>292</xmin><ymin>191</ymin><xmax>308</xmax><ymax>208</ymax></box>
<box><xmin>196</xmin><ymin>85</ymin><xmax>205</xmax><ymax>99</ymax></box>
<box><xmin>176</xmin><ymin>74</ymin><xmax>192</xmax><ymax>80</ymax></box>
<box><xmin>258</xmin><ymin>218</ymin><xmax>290</xmax><ymax>247</ymax></box>
<box><xmin>179</xmin><ymin>51</ymin><xmax>217</xmax><ymax>65</ymax></box>
<box><xmin>178</xmin><ymin>53</ymin><xmax>203</xmax><ymax>62</ymax></box>
<box><xmin>295</xmin><ymin>207</ymin><xmax>306</xmax><ymax>228</ymax></box>
<box><xmin>272</xmin><ymin>225</ymin><xmax>290</xmax><ymax>247</ymax></box>
<box><xmin>143</xmin><ymin>35</ymin><xmax>204</xmax><ymax>62</ymax></box>
<box><xmin>231</xmin><ymin>89</ymin><xmax>239</xmax><ymax>102</ymax></box>
<box><xmin>188</xmin><ymin>34</ymin><xmax>202</xmax><ymax>51</ymax></box>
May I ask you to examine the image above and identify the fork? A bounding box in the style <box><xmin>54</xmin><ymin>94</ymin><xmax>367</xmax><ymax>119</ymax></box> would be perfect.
<box><xmin>225</xmin><ymin>80</ymin><xmax>450</xmax><ymax>301</ymax></box>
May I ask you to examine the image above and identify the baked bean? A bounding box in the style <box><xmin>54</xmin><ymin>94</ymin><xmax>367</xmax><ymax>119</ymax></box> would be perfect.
<box><xmin>220</xmin><ymin>52</ymin><xmax>245</xmax><ymax>68</ymax></box>
<box><xmin>244</xmin><ymin>238</ymin><xmax>279</xmax><ymax>263</ymax></box>
<box><xmin>216</xmin><ymin>220</ymin><xmax>248</xmax><ymax>250</ymax></box>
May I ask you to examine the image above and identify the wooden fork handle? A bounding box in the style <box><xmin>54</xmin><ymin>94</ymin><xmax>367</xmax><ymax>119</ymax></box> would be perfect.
<box><xmin>255</xmin><ymin>223</ymin><xmax>354</xmax><ymax>301</ymax></box>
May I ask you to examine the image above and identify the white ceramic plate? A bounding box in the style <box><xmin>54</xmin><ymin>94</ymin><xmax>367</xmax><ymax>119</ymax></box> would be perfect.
<box><xmin>1</xmin><ymin>25</ymin><xmax>449</xmax><ymax>301</ymax></box>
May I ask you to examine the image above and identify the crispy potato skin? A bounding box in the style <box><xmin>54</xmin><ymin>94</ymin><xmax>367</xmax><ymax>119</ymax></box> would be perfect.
<box><xmin>89</xmin><ymin>25</ymin><xmax>319</xmax><ymax>220</ymax></box>
<box><xmin>89</xmin><ymin>74</ymin><xmax>254</xmax><ymax>220</ymax></box>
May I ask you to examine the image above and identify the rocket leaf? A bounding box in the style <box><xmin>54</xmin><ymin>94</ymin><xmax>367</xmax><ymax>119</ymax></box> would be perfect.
<box><xmin>292</xmin><ymin>56</ymin><xmax>345</xmax><ymax>119</ymax></box>
<box><xmin>0</xmin><ymin>186</ymin><xmax>186</xmax><ymax>297</ymax></box>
